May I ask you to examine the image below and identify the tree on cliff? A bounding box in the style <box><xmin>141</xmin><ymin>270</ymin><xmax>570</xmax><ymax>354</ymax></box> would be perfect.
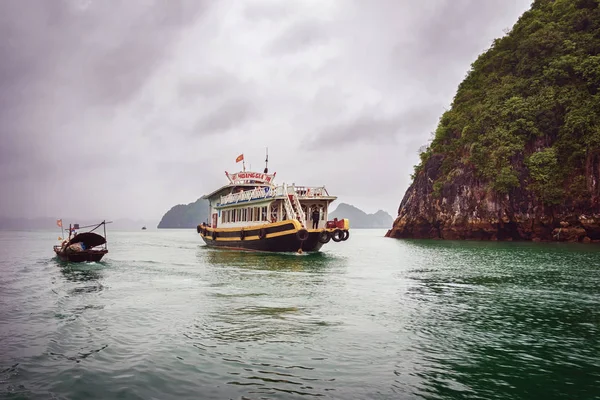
<box><xmin>157</xmin><ymin>198</ymin><xmax>209</xmax><ymax>229</ymax></box>
<box><xmin>390</xmin><ymin>0</ymin><xmax>600</xmax><ymax>242</ymax></box>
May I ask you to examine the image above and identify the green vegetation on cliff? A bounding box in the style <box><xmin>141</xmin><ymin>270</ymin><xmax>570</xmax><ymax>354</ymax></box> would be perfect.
<box><xmin>157</xmin><ymin>198</ymin><xmax>209</xmax><ymax>229</ymax></box>
<box><xmin>415</xmin><ymin>0</ymin><xmax>600</xmax><ymax>206</ymax></box>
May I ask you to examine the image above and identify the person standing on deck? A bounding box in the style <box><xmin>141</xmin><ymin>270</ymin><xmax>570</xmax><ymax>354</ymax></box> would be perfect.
<box><xmin>311</xmin><ymin>208</ymin><xmax>320</xmax><ymax>229</ymax></box>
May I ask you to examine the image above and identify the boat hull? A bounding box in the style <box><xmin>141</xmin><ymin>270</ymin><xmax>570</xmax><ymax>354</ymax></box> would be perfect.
<box><xmin>53</xmin><ymin>248</ymin><xmax>108</xmax><ymax>263</ymax></box>
<box><xmin>198</xmin><ymin>220</ymin><xmax>331</xmax><ymax>252</ymax></box>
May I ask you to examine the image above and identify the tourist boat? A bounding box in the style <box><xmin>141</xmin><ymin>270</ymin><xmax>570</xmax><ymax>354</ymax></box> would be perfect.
<box><xmin>53</xmin><ymin>220</ymin><xmax>111</xmax><ymax>262</ymax></box>
<box><xmin>197</xmin><ymin>156</ymin><xmax>349</xmax><ymax>253</ymax></box>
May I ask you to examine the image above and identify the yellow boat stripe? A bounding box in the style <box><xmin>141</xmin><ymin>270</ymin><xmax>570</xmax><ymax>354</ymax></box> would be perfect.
<box><xmin>200</xmin><ymin>228</ymin><xmax>299</xmax><ymax>241</ymax></box>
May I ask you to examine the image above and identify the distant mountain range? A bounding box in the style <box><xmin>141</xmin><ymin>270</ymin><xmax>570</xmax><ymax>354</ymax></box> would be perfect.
<box><xmin>157</xmin><ymin>198</ymin><xmax>210</xmax><ymax>229</ymax></box>
<box><xmin>156</xmin><ymin>199</ymin><xmax>393</xmax><ymax>229</ymax></box>
<box><xmin>0</xmin><ymin>217</ymin><xmax>158</xmax><ymax>231</ymax></box>
<box><xmin>328</xmin><ymin>203</ymin><xmax>393</xmax><ymax>229</ymax></box>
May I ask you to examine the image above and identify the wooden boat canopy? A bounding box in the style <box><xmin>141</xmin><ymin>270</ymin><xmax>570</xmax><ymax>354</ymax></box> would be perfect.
<box><xmin>67</xmin><ymin>232</ymin><xmax>106</xmax><ymax>249</ymax></box>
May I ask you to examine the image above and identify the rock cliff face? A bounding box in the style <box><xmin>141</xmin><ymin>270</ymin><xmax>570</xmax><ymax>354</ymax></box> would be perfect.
<box><xmin>387</xmin><ymin>0</ymin><xmax>600</xmax><ymax>242</ymax></box>
<box><xmin>386</xmin><ymin>153</ymin><xmax>600</xmax><ymax>242</ymax></box>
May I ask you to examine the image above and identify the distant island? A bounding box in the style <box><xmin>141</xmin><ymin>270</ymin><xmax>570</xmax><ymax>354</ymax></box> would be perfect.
<box><xmin>157</xmin><ymin>198</ymin><xmax>209</xmax><ymax>229</ymax></box>
<box><xmin>387</xmin><ymin>0</ymin><xmax>600</xmax><ymax>243</ymax></box>
<box><xmin>329</xmin><ymin>203</ymin><xmax>393</xmax><ymax>229</ymax></box>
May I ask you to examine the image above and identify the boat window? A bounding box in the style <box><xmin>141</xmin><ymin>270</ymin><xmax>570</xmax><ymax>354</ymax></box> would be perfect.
<box><xmin>249</xmin><ymin>208</ymin><xmax>253</xmax><ymax>221</ymax></box>
<box><xmin>319</xmin><ymin>205</ymin><xmax>325</xmax><ymax>220</ymax></box>
<box><xmin>261</xmin><ymin>206</ymin><xmax>267</xmax><ymax>221</ymax></box>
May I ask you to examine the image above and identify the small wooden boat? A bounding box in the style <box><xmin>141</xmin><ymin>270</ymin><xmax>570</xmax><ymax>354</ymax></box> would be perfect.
<box><xmin>53</xmin><ymin>221</ymin><xmax>111</xmax><ymax>262</ymax></box>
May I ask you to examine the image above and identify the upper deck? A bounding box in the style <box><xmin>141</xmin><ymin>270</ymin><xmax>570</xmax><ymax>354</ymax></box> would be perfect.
<box><xmin>201</xmin><ymin>170</ymin><xmax>336</xmax><ymax>208</ymax></box>
<box><xmin>217</xmin><ymin>185</ymin><xmax>335</xmax><ymax>208</ymax></box>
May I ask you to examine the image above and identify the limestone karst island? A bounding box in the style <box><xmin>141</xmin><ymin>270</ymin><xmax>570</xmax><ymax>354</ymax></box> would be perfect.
<box><xmin>387</xmin><ymin>0</ymin><xmax>600</xmax><ymax>243</ymax></box>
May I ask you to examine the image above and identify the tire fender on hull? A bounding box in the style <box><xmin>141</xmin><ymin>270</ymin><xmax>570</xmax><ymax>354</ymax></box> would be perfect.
<box><xmin>296</xmin><ymin>229</ymin><xmax>309</xmax><ymax>241</ymax></box>
<box><xmin>332</xmin><ymin>229</ymin><xmax>344</xmax><ymax>242</ymax></box>
<box><xmin>318</xmin><ymin>230</ymin><xmax>331</xmax><ymax>244</ymax></box>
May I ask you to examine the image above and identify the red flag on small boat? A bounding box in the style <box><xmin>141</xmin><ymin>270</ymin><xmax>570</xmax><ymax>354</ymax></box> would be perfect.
<box><xmin>56</xmin><ymin>219</ymin><xmax>62</xmax><ymax>228</ymax></box>
<box><xmin>236</xmin><ymin>154</ymin><xmax>244</xmax><ymax>163</ymax></box>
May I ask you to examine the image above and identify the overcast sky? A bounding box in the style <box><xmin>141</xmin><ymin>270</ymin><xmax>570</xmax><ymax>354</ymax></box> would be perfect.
<box><xmin>0</xmin><ymin>0</ymin><xmax>532</xmax><ymax>220</ymax></box>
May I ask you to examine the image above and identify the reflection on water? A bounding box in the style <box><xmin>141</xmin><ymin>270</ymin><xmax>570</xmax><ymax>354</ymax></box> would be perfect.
<box><xmin>57</xmin><ymin>262</ymin><xmax>106</xmax><ymax>295</ymax></box>
<box><xmin>197</xmin><ymin>246</ymin><xmax>344</xmax><ymax>273</ymax></box>
<box><xmin>184</xmin><ymin>246</ymin><xmax>347</xmax><ymax>397</ymax></box>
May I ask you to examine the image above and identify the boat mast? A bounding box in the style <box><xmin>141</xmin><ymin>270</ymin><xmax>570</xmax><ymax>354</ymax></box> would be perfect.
<box><xmin>264</xmin><ymin>147</ymin><xmax>269</xmax><ymax>173</ymax></box>
<box><xmin>103</xmin><ymin>220</ymin><xmax>107</xmax><ymax>251</ymax></box>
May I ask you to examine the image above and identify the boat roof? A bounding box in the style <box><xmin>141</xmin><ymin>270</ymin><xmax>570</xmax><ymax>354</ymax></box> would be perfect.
<box><xmin>201</xmin><ymin>183</ymin><xmax>270</xmax><ymax>200</ymax></box>
<box><xmin>67</xmin><ymin>232</ymin><xmax>106</xmax><ymax>248</ymax></box>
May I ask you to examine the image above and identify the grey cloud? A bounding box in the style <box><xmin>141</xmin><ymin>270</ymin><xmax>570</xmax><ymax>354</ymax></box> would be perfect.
<box><xmin>302</xmin><ymin>105</ymin><xmax>444</xmax><ymax>152</ymax></box>
<box><xmin>0</xmin><ymin>0</ymin><xmax>533</xmax><ymax>220</ymax></box>
<box><xmin>177</xmin><ymin>70</ymin><xmax>244</xmax><ymax>101</ymax></box>
<box><xmin>193</xmin><ymin>98</ymin><xmax>257</xmax><ymax>135</ymax></box>
<box><xmin>243</xmin><ymin>0</ymin><xmax>293</xmax><ymax>22</ymax></box>
<box><xmin>390</xmin><ymin>0</ymin><xmax>526</xmax><ymax>86</ymax></box>
<box><xmin>268</xmin><ymin>19</ymin><xmax>329</xmax><ymax>55</ymax></box>
<box><xmin>0</xmin><ymin>0</ymin><xmax>207</xmax><ymax>109</ymax></box>
<box><xmin>303</xmin><ymin>114</ymin><xmax>402</xmax><ymax>151</ymax></box>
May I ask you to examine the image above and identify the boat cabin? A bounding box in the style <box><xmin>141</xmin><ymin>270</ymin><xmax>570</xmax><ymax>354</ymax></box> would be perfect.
<box><xmin>201</xmin><ymin>171</ymin><xmax>337</xmax><ymax>230</ymax></box>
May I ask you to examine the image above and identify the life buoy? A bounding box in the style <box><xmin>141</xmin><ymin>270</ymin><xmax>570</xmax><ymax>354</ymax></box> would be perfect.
<box><xmin>341</xmin><ymin>230</ymin><xmax>350</xmax><ymax>241</ymax></box>
<box><xmin>211</xmin><ymin>230</ymin><xmax>217</xmax><ymax>240</ymax></box>
<box><xmin>296</xmin><ymin>229</ymin><xmax>309</xmax><ymax>241</ymax></box>
<box><xmin>259</xmin><ymin>228</ymin><xmax>267</xmax><ymax>239</ymax></box>
<box><xmin>318</xmin><ymin>230</ymin><xmax>331</xmax><ymax>244</ymax></box>
<box><xmin>332</xmin><ymin>229</ymin><xmax>343</xmax><ymax>242</ymax></box>
<box><xmin>240</xmin><ymin>229</ymin><xmax>246</xmax><ymax>241</ymax></box>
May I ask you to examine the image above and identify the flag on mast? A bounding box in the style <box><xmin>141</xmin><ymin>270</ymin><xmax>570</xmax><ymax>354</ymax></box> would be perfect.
<box><xmin>236</xmin><ymin>154</ymin><xmax>244</xmax><ymax>163</ymax></box>
<box><xmin>56</xmin><ymin>219</ymin><xmax>62</xmax><ymax>228</ymax></box>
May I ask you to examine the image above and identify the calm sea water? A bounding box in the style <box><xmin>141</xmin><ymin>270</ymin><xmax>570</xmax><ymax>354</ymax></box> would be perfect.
<box><xmin>0</xmin><ymin>229</ymin><xmax>599</xmax><ymax>399</ymax></box>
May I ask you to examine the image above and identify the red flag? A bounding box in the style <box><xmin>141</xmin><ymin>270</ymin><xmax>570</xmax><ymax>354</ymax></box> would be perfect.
<box><xmin>56</xmin><ymin>219</ymin><xmax>62</xmax><ymax>228</ymax></box>
<box><xmin>236</xmin><ymin>154</ymin><xmax>244</xmax><ymax>163</ymax></box>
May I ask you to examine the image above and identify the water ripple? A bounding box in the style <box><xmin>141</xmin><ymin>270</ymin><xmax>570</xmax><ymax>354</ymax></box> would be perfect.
<box><xmin>1</xmin><ymin>231</ymin><xmax>599</xmax><ymax>399</ymax></box>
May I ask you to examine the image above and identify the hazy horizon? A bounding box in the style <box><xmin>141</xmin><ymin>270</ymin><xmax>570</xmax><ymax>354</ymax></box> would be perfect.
<box><xmin>1</xmin><ymin>0</ymin><xmax>532</xmax><ymax>221</ymax></box>
<box><xmin>0</xmin><ymin>199</ymin><xmax>394</xmax><ymax>223</ymax></box>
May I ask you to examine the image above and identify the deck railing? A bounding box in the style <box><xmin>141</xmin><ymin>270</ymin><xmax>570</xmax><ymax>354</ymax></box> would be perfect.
<box><xmin>292</xmin><ymin>186</ymin><xmax>329</xmax><ymax>198</ymax></box>
<box><xmin>218</xmin><ymin>185</ymin><xmax>329</xmax><ymax>206</ymax></box>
